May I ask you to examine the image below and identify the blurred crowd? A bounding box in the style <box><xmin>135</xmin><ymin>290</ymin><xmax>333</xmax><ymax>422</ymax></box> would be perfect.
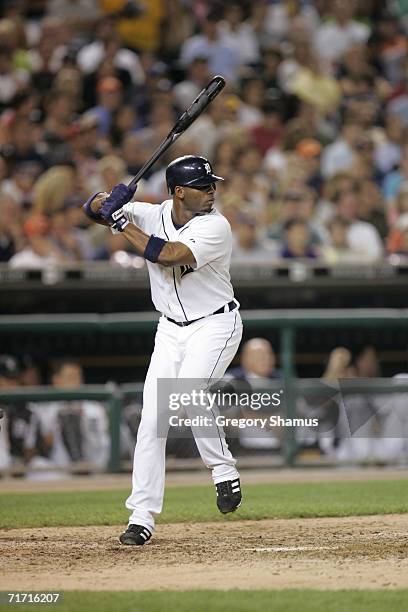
<box><xmin>0</xmin><ymin>0</ymin><xmax>408</xmax><ymax>266</ymax></box>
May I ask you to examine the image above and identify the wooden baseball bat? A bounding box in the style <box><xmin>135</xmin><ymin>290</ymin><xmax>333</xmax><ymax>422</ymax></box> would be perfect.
<box><xmin>127</xmin><ymin>75</ymin><xmax>226</xmax><ymax>194</ymax></box>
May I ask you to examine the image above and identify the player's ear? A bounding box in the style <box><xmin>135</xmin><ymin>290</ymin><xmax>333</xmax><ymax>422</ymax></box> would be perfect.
<box><xmin>174</xmin><ymin>186</ymin><xmax>184</xmax><ymax>199</ymax></box>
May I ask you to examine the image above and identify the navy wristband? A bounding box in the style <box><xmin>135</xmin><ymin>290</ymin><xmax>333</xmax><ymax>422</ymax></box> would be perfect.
<box><xmin>144</xmin><ymin>235</ymin><xmax>166</xmax><ymax>263</ymax></box>
<box><xmin>83</xmin><ymin>192</ymin><xmax>104</xmax><ymax>221</ymax></box>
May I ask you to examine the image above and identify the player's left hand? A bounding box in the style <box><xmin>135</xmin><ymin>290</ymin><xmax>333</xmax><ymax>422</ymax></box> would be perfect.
<box><xmin>100</xmin><ymin>183</ymin><xmax>135</xmax><ymax>223</ymax></box>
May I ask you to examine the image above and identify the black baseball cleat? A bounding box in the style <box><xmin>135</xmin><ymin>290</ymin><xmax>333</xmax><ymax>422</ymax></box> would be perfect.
<box><xmin>215</xmin><ymin>478</ymin><xmax>242</xmax><ymax>514</ymax></box>
<box><xmin>119</xmin><ymin>524</ymin><xmax>152</xmax><ymax>546</ymax></box>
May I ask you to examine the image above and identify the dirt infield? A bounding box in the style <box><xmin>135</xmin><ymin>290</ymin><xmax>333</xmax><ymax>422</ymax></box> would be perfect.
<box><xmin>1</xmin><ymin>514</ymin><xmax>407</xmax><ymax>591</ymax></box>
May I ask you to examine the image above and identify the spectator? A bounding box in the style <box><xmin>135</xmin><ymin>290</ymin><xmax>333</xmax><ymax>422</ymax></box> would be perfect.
<box><xmin>67</xmin><ymin>114</ymin><xmax>101</xmax><ymax>187</ymax></box>
<box><xmin>229</xmin><ymin>338</ymin><xmax>281</xmax><ymax>381</ymax></box>
<box><xmin>27</xmin><ymin>17</ymin><xmax>70</xmax><ymax>82</ymax></box>
<box><xmin>0</xmin><ymin>44</ymin><xmax>28</xmax><ymax>108</ymax></box>
<box><xmin>50</xmin><ymin>195</ymin><xmax>96</xmax><ymax>261</ymax></box>
<box><xmin>89</xmin><ymin>154</ymin><xmax>127</xmax><ymax>194</ymax></box>
<box><xmin>1</xmin><ymin>161</ymin><xmax>42</xmax><ymax>210</ymax></box>
<box><xmin>374</xmin><ymin>112</ymin><xmax>404</xmax><ymax>175</ymax></box>
<box><xmin>1</xmin><ymin>117</ymin><xmax>46</xmax><ymax>171</ymax></box>
<box><xmin>315</xmin><ymin>0</ymin><xmax>370</xmax><ymax>69</ymax></box>
<box><xmin>320</xmin><ymin>119</ymin><xmax>363</xmax><ymax>179</ymax></box>
<box><xmin>88</xmin><ymin>76</ymin><xmax>124</xmax><ymax>136</ymax></box>
<box><xmin>236</xmin><ymin>76</ymin><xmax>265</xmax><ymax>128</ymax></box>
<box><xmin>264</xmin><ymin>0</ymin><xmax>319</xmax><ymax>42</ymax></box>
<box><xmin>180</xmin><ymin>12</ymin><xmax>242</xmax><ymax>82</ymax></box>
<box><xmin>218</xmin><ymin>3</ymin><xmax>260</xmax><ymax>65</ymax></box>
<box><xmin>41</xmin><ymin>90</ymin><xmax>77</xmax><ymax>161</ymax></box>
<box><xmin>9</xmin><ymin>213</ymin><xmax>67</xmax><ymax>268</ymax></box>
<box><xmin>100</xmin><ymin>0</ymin><xmax>166</xmax><ymax>53</ymax></box>
<box><xmin>225</xmin><ymin>338</ymin><xmax>282</xmax><ymax>451</ymax></box>
<box><xmin>333</xmin><ymin>188</ymin><xmax>383</xmax><ymax>261</ymax></box>
<box><xmin>0</xmin><ymin>191</ymin><xmax>24</xmax><ymax>261</ymax></box>
<box><xmin>357</xmin><ymin>179</ymin><xmax>388</xmax><ymax>239</ymax></box>
<box><xmin>181</xmin><ymin>94</ymin><xmax>234</xmax><ymax>159</ymax></box>
<box><xmin>109</xmin><ymin>104</ymin><xmax>140</xmax><ymax>147</ymax></box>
<box><xmin>77</xmin><ymin>15</ymin><xmax>144</xmax><ymax>84</ymax></box>
<box><xmin>173</xmin><ymin>57</ymin><xmax>211</xmax><ymax>109</ymax></box>
<box><xmin>231</xmin><ymin>211</ymin><xmax>278</xmax><ymax>263</ymax></box>
<box><xmin>322</xmin><ymin>347</ymin><xmax>354</xmax><ymax>380</ymax></box>
<box><xmin>388</xmin><ymin>215</ymin><xmax>408</xmax><ymax>257</ymax></box>
<box><xmin>94</xmin><ymin>228</ymin><xmax>142</xmax><ymax>264</ymax></box>
<box><xmin>250</xmin><ymin>101</ymin><xmax>285</xmax><ymax>156</ymax></box>
<box><xmin>387</xmin><ymin>183</ymin><xmax>408</xmax><ymax>253</ymax></box>
<box><xmin>295</xmin><ymin>138</ymin><xmax>324</xmax><ymax>194</ymax></box>
<box><xmin>320</xmin><ymin>216</ymin><xmax>362</xmax><ymax>264</ymax></box>
<box><xmin>383</xmin><ymin>144</ymin><xmax>408</xmax><ymax>223</ymax></box>
<box><xmin>368</xmin><ymin>11</ymin><xmax>407</xmax><ymax>86</ymax></box>
<box><xmin>284</xmin><ymin>43</ymin><xmax>341</xmax><ymax>114</ymax></box>
<box><xmin>32</xmin><ymin>164</ymin><xmax>77</xmax><ymax>214</ymax></box>
<box><xmin>268</xmin><ymin>187</ymin><xmax>323</xmax><ymax>246</ymax></box>
<box><xmin>280</xmin><ymin>219</ymin><xmax>317</xmax><ymax>259</ymax></box>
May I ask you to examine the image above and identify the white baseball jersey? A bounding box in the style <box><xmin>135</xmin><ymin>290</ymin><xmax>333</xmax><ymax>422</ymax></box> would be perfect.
<box><xmin>120</xmin><ymin>199</ymin><xmax>236</xmax><ymax>322</ymax></box>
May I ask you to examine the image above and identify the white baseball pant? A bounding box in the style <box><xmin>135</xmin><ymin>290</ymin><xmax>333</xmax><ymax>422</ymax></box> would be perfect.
<box><xmin>125</xmin><ymin>309</ymin><xmax>243</xmax><ymax>531</ymax></box>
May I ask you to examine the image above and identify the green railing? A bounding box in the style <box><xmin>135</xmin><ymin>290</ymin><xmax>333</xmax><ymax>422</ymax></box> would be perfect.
<box><xmin>1</xmin><ymin>308</ymin><xmax>408</xmax><ymax>469</ymax></box>
<box><xmin>1</xmin><ymin>379</ymin><xmax>408</xmax><ymax>472</ymax></box>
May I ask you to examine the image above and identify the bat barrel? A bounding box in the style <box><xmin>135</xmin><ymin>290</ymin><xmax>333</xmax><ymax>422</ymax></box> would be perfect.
<box><xmin>206</xmin><ymin>76</ymin><xmax>226</xmax><ymax>100</ymax></box>
<box><xmin>126</xmin><ymin>76</ymin><xmax>226</xmax><ymax>193</ymax></box>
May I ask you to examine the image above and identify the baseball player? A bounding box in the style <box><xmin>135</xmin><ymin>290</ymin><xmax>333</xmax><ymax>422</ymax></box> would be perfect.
<box><xmin>83</xmin><ymin>155</ymin><xmax>243</xmax><ymax>545</ymax></box>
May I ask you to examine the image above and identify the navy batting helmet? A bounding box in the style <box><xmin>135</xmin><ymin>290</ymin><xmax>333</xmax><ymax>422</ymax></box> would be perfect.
<box><xmin>166</xmin><ymin>155</ymin><xmax>224</xmax><ymax>194</ymax></box>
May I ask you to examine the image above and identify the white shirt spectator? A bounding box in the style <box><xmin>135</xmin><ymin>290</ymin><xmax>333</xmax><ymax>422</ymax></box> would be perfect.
<box><xmin>217</xmin><ymin>21</ymin><xmax>260</xmax><ymax>64</ymax></box>
<box><xmin>315</xmin><ymin>19</ymin><xmax>370</xmax><ymax>65</ymax></box>
<box><xmin>237</xmin><ymin>104</ymin><xmax>264</xmax><ymax>129</ymax></box>
<box><xmin>321</xmin><ymin>138</ymin><xmax>356</xmax><ymax>179</ymax></box>
<box><xmin>180</xmin><ymin>35</ymin><xmax>241</xmax><ymax>82</ymax></box>
<box><xmin>347</xmin><ymin>221</ymin><xmax>383</xmax><ymax>261</ymax></box>
<box><xmin>77</xmin><ymin>43</ymin><xmax>144</xmax><ymax>84</ymax></box>
<box><xmin>265</xmin><ymin>2</ymin><xmax>320</xmax><ymax>41</ymax></box>
<box><xmin>9</xmin><ymin>249</ymin><xmax>59</xmax><ymax>269</ymax></box>
<box><xmin>374</xmin><ymin>140</ymin><xmax>402</xmax><ymax>175</ymax></box>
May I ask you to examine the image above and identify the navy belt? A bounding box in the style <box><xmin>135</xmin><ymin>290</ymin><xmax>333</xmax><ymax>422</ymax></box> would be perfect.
<box><xmin>165</xmin><ymin>300</ymin><xmax>237</xmax><ymax>327</ymax></box>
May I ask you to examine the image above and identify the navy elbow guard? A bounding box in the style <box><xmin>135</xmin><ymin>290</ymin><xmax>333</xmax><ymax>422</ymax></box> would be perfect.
<box><xmin>83</xmin><ymin>192</ymin><xmax>104</xmax><ymax>221</ymax></box>
<box><xmin>144</xmin><ymin>235</ymin><xmax>166</xmax><ymax>263</ymax></box>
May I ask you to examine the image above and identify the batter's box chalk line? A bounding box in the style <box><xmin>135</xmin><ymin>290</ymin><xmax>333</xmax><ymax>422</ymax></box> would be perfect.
<box><xmin>247</xmin><ymin>545</ymin><xmax>339</xmax><ymax>553</ymax></box>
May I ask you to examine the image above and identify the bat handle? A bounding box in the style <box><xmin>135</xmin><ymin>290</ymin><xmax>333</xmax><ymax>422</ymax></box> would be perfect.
<box><xmin>128</xmin><ymin>176</ymin><xmax>139</xmax><ymax>195</ymax></box>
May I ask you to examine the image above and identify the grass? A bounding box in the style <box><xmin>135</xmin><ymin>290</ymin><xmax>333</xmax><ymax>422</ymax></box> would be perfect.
<box><xmin>2</xmin><ymin>590</ymin><xmax>408</xmax><ymax>612</ymax></box>
<box><xmin>0</xmin><ymin>479</ymin><xmax>407</xmax><ymax>529</ymax></box>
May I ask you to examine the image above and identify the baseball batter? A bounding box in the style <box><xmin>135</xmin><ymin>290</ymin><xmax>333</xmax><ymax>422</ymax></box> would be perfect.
<box><xmin>84</xmin><ymin>155</ymin><xmax>243</xmax><ymax>545</ymax></box>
